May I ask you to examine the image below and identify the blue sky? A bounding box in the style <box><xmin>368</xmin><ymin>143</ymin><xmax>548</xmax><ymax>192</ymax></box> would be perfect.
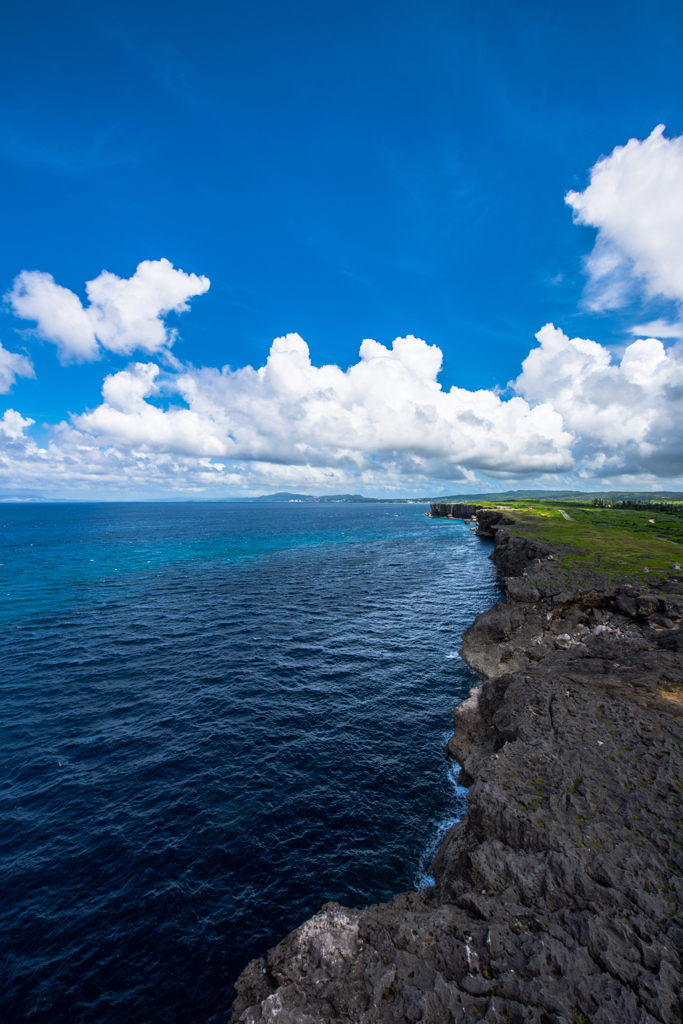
<box><xmin>2</xmin><ymin>0</ymin><xmax>683</xmax><ymax>497</ymax></box>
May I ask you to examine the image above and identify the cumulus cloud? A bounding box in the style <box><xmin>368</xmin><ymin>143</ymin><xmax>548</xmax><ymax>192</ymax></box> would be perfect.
<box><xmin>6</xmin><ymin>258</ymin><xmax>210</xmax><ymax>363</ymax></box>
<box><xmin>0</xmin><ymin>342</ymin><xmax>34</xmax><ymax>393</ymax></box>
<box><xmin>3</xmin><ymin>326</ymin><xmax>683</xmax><ymax>496</ymax></box>
<box><xmin>0</xmin><ymin>408</ymin><xmax>34</xmax><ymax>438</ymax></box>
<box><xmin>515</xmin><ymin>324</ymin><xmax>683</xmax><ymax>477</ymax></box>
<box><xmin>74</xmin><ymin>333</ymin><xmax>574</xmax><ymax>478</ymax></box>
<box><xmin>566</xmin><ymin>125</ymin><xmax>683</xmax><ymax>313</ymax></box>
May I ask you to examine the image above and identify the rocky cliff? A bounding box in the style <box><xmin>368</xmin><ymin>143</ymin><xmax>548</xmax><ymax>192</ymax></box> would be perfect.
<box><xmin>230</xmin><ymin>512</ymin><xmax>683</xmax><ymax>1024</ymax></box>
<box><xmin>429</xmin><ymin>503</ymin><xmax>483</xmax><ymax>519</ymax></box>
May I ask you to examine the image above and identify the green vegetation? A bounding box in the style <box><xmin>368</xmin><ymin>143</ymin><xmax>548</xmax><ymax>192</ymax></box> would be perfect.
<box><xmin>473</xmin><ymin>497</ymin><xmax>683</xmax><ymax>582</ymax></box>
<box><xmin>592</xmin><ymin>499</ymin><xmax>683</xmax><ymax>513</ymax></box>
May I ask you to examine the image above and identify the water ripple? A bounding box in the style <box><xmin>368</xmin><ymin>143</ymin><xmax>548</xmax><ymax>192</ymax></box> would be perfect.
<box><xmin>0</xmin><ymin>502</ymin><xmax>500</xmax><ymax>1023</ymax></box>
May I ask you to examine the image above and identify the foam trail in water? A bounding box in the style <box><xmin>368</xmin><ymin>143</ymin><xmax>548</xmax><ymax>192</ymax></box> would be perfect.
<box><xmin>414</xmin><ymin>731</ymin><xmax>468</xmax><ymax>890</ymax></box>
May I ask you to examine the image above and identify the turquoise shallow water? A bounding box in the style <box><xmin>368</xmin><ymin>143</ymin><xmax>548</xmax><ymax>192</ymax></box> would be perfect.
<box><xmin>0</xmin><ymin>501</ymin><xmax>500</xmax><ymax>1023</ymax></box>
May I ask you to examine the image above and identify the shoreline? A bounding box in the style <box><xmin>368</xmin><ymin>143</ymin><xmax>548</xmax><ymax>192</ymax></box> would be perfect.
<box><xmin>230</xmin><ymin>508</ymin><xmax>683</xmax><ymax>1024</ymax></box>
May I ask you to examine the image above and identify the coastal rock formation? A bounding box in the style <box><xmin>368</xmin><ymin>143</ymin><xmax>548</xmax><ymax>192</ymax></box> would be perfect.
<box><xmin>429</xmin><ymin>503</ymin><xmax>483</xmax><ymax>519</ymax></box>
<box><xmin>230</xmin><ymin>515</ymin><xmax>683</xmax><ymax>1024</ymax></box>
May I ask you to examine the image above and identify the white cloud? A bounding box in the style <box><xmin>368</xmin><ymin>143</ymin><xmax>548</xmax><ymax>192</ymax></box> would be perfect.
<box><xmin>0</xmin><ymin>408</ymin><xmax>34</xmax><ymax>439</ymax></box>
<box><xmin>2</xmin><ymin>326</ymin><xmax>683</xmax><ymax>496</ymax></box>
<box><xmin>566</xmin><ymin>125</ymin><xmax>683</xmax><ymax>312</ymax></box>
<box><xmin>0</xmin><ymin>342</ymin><xmax>34</xmax><ymax>393</ymax></box>
<box><xmin>627</xmin><ymin>318</ymin><xmax>683</xmax><ymax>339</ymax></box>
<box><xmin>78</xmin><ymin>361</ymin><xmax>230</xmax><ymax>457</ymax></box>
<box><xmin>84</xmin><ymin>258</ymin><xmax>210</xmax><ymax>355</ymax></box>
<box><xmin>6</xmin><ymin>258</ymin><xmax>210</xmax><ymax>363</ymax></box>
<box><xmin>74</xmin><ymin>333</ymin><xmax>574</xmax><ymax>479</ymax></box>
<box><xmin>514</xmin><ymin>323</ymin><xmax>683</xmax><ymax>477</ymax></box>
<box><xmin>8</xmin><ymin>272</ymin><xmax>99</xmax><ymax>362</ymax></box>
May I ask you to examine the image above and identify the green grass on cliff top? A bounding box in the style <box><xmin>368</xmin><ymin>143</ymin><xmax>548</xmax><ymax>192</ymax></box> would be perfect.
<box><xmin>477</xmin><ymin>500</ymin><xmax>683</xmax><ymax>583</ymax></box>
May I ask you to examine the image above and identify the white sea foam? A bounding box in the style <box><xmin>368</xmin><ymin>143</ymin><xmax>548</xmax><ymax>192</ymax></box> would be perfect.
<box><xmin>413</xmin><ymin>733</ymin><xmax>468</xmax><ymax>890</ymax></box>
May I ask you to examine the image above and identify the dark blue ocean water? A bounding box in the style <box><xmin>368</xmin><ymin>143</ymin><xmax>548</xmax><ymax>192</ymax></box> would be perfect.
<box><xmin>0</xmin><ymin>502</ymin><xmax>499</xmax><ymax>1024</ymax></box>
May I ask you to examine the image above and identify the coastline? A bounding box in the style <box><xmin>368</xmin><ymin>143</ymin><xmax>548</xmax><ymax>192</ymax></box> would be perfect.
<box><xmin>230</xmin><ymin>508</ymin><xmax>683</xmax><ymax>1024</ymax></box>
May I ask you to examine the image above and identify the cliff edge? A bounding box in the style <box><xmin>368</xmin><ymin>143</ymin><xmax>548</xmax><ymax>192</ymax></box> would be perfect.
<box><xmin>230</xmin><ymin>510</ymin><xmax>683</xmax><ymax>1024</ymax></box>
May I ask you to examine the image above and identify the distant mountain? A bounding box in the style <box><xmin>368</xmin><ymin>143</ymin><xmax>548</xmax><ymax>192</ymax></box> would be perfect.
<box><xmin>0</xmin><ymin>493</ymin><xmax>72</xmax><ymax>503</ymax></box>
<box><xmin>220</xmin><ymin>492</ymin><xmax>431</xmax><ymax>503</ymax></box>
<box><xmin>221</xmin><ymin>491</ymin><xmax>316</xmax><ymax>502</ymax></box>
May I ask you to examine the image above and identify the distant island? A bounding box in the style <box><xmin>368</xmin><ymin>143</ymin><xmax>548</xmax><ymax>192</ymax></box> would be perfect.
<box><xmin>219</xmin><ymin>491</ymin><xmax>431</xmax><ymax>503</ymax></box>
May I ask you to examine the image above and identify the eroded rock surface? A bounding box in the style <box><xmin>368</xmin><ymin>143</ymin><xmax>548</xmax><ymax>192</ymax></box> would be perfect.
<box><xmin>231</xmin><ymin>516</ymin><xmax>683</xmax><ymax>1024</ymax></box>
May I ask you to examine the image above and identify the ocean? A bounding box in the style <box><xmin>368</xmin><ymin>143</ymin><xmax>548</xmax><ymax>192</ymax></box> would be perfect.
<box><xmin>0</xmin><ymin>501</ymin><xmax>500</xmax><ymax>1023</ymax></box>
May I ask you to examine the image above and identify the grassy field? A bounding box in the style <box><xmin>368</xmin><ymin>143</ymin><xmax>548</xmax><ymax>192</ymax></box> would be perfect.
<box><xmin>475</xmin><ymin>499</ymin><xmax>683</xmax><ymax>583</ymax></box>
